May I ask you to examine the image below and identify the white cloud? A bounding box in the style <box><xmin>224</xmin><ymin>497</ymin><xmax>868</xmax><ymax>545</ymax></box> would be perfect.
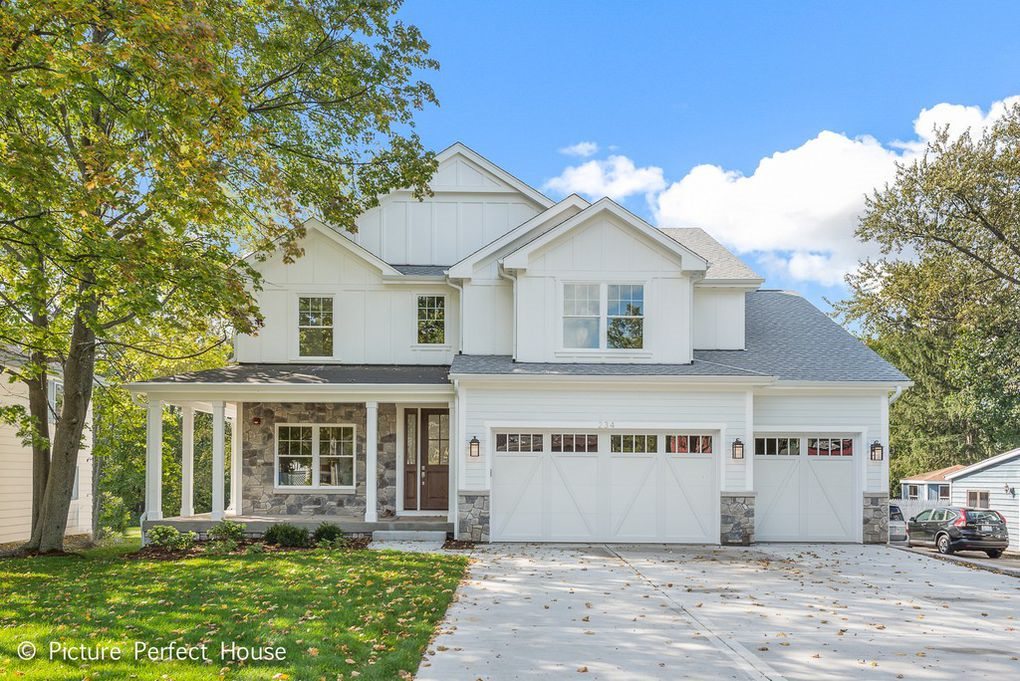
<box><xmin>559</xmin><ymin>141</ymin><xmax>599</xmax><ymax>157</ymax></box>
<box><xmin>544</xmin><ymin>155</ymin><xmax>666</xmax><ymax>201</ymax></box>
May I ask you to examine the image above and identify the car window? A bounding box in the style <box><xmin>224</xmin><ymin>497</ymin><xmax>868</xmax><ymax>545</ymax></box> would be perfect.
<box><xmin>914</xmin><ymin>510</ymin><xmax>933</xmax><ymax>522</ymax></box>
<box><xmin>931</xmin><ymin>509</ymin><xmax>947</xmax><ymax>522</ymax></box>
<box><xmin>966</xmin><ymin>510</ymin><xmax>1002</xmax><ymax>524</ymax></box>
<box><xmin>890</xmin><ymin>508</ymin><xmax>904</xmax><ymax>521</ymax></box>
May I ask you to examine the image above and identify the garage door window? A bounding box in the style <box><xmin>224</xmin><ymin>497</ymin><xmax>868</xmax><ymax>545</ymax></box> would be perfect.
<box><xmin>496</xmin><ymin>433</ymin><xmax>544</xmax><ymax>453</ymax></box>
<box><xmin>754</xmin><ymin>437</ymin><xmax>799</xmax><ymax>456</ymax></box>
<box><xmin>667</xmin><ymin>434</ymin><xmax>713</xmax><ymax>454</ymax></box>
<box><xmin>552</xmin><ymin>433</ymin><xmax>598</xmax><ymax>452</ymax></box>
<box><xmin>807</xmin><ymin>438</ymin><xmax>853</xmax><ymax>456</ymax></box>
<box><xmin>611</xmin><ymin>434</ymin><xmax>657</xmax><ymax>453</ymax></box>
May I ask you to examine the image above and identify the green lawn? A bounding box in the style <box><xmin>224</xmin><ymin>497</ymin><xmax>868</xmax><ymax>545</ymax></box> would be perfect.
<box><xmin>0</xmin><ymin>534</ymin><xmax>468</xmax><ymax>680</ymax></box>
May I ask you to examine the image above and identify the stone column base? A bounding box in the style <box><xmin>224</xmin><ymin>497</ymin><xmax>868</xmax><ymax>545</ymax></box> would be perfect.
<box><xmin>720</xmin><ymin>492</ymin><xmax>756</xmax><ymax>545</ymax></box>
<box><xmin>457</xmin><ymin>491</ymin><xmax>490</xmax><ymax>542</ymax></box>
<box><xmin>863</xmin><ymin>492</ymin><xmax>889</xmax><ymax>544</ymax></box>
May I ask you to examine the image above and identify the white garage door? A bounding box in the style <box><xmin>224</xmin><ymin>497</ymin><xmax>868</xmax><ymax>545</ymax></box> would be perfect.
<box><xmin>491</xmin><ymin>431</ymin><xmax>718</xmax><ymax>542</ymax></box>
<box><xmin>755</xmin><ymin>435</ymin><xmax>858</xmax><ymax>542</ymax></box>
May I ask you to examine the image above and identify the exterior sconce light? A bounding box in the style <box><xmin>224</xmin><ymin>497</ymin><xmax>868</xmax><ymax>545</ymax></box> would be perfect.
<box><xmin>469</xmin><ymin>436</ymin><xmax>480</xmax><ymax>458</ymax></box>
<box><xmin>251</xmin><ymin>416</ymin><xmax>262</xmax><ymax>425</ymax></box>
<box><xmin>1005</xmin><ymin>483</ymin><xmax>1016</xmax><ymax>498</ymax></box>
<box><xmin>731</xmin><ymin>439</ymin><xmax>744</xmax><ymax>460</ymax></box>
<box><xmin>870</xmin><ymin>441</ymin><xmax>884</xmax><ymax>461</ymax></box>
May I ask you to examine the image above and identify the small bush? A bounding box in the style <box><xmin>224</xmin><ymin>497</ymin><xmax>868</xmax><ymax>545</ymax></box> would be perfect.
<box><xmin>208</xmin><ymin>519</ymin><xmax>246</xmax><ymax>543</ymax></box>
<box><xmin>147</xmin><ymin>525</ymin><xmax>196</xmax><ymax>551</ymax></box>
<box><xmin>316</xmin><ymin>536</ymin><xmax>351</xmax><ymax>550</ymax></box>
<box><xmin>206</xmin><ymin>538</ymin><xmax>239</xmax><ymax>555</ymax></box>
<box><xmin>245</xmin><ymin>542</ymin><xmax>266</xmax><ymax>555</ymax></box>
<box><xmin>98</xmin><ymin>491</ymin><xmax>131</xmax><ymax>536</ymax></box>
<box><xmin>263</xmin><ymin>523</ymin><xmax>309</xmax><ymax>548</ymax></box>
<box><xmin>311</xmin><ymin>522</ymin><xmax>345</xmax><ymax>544</ymax></box>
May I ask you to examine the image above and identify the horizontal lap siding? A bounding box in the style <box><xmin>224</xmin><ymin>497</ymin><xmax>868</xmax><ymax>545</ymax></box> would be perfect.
<box><xmin>951</xmin><ymin>461</ymin><xmax>1020</xmax><ymax>551</ymax></box>
<box><xmin>462</xmin><ymin>384</ymin><xmax>747</xmax><ymax>491</ymax></box>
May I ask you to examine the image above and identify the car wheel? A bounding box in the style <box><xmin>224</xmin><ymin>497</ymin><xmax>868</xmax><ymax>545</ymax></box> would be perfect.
<box><xmin>936</xmin><ymin>534</ymin><xmax>954</xmax><ymax>554</ymax></box>
<box><xmin>986</xmin><ymin>550</ymin><xmax>1003</xmax><ymax>559</ymax></box>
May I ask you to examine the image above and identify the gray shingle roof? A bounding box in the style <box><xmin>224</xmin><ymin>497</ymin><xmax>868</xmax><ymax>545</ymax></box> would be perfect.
<box><xmin>390</xmin><ymin>264</ymin><xmax>449</xmax><ymax>276</ymax></box>
<box><xmin>450</xmin><ymin>354</ymin><xmax>763</xmax><ymax>377</ymax></box>
<box><xmin>141</xmin><ymin>364</ymin><xmax>450</xmax><ymax>385</ymax></box>
<box><xmin>660</xmin><ymin>227</ymin><xmax>762</xmax><ymax>282</ymax></box>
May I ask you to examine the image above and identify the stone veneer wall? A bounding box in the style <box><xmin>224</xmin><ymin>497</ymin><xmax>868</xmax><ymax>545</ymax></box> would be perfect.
<box><xmin>457</xmin><ymin>491</ymin><xmax>490</xmax><ymax>542</ymax></box>
<box><xmin>720</xmin><ymin>492</ymin><xmax>756</xmax><ymax>545</ymax></box>
<box><xmin>241</xmin><ymin>402</ymin><xmax>397</xmax><ymax>518</ymax></box>
<box><xmin>863</xmin><ymin>492</ymin><xmax>889</xmax><ymax>544</ymax></box>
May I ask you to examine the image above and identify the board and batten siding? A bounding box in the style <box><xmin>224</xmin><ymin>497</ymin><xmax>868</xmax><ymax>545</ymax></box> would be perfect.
<box><xmin>693</xmin><ymin>288</ymin><xmax>745</xmax><ymax>350</ymax></box>
<box><xmin>753</xmin><ymin>391</ymin><xmax>889</xmax><ymax>493</ymax></box>
<box><xmin>951</xmin><ymin>460</ymin><xmax>1020</xmax><ymax>552</ymax></box>
<box><xmin>234</xmin><ymin>228</ymin><xmax>459</xmax><ymax>364</ymax></box>
<box><xmin>458</xmin><ymin>383</ymin><xmax>750</xmax><ymax>492</ymax></box>
<box><xmin>0</xmin><ymin>379</ymin><xmax>93</xmax><ymax>544</ymax></box>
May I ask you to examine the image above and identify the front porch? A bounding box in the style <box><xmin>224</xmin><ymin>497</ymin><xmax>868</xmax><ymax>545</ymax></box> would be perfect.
<box><xmin>143</xmin><ymin>513</ymin><xmax>453</xmax><ymax>537</ymax></box>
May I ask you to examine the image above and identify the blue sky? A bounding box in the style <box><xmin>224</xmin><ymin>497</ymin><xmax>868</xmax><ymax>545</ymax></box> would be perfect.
<box><xmin>397</xmin><ymin>1</ymin><xmax>1020</xmax><ymax>312</ymax></box>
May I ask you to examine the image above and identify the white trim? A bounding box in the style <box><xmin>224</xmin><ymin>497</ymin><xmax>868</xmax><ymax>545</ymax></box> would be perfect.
<box><xmin>130</xmin><ymin>384</ymin><xmax>454</xmax><ymax>403</ymax></box>
<box><xmin>946</xmin><ymin>447</ymin><xmax>1020</xmax><ymax>480</ymax></box>
<box><xmin>365</xmin><ymin>402</ymin><xmax>378</xmax><ymax>522</ymax></box>
<box><xmin>273</xmin><ymin>422</ymin><xmax>358</xmax><ymax>492</ymax></box>
<box><xmin>414</xmin><ymin>292</ymin><xmax>449</xmax><ymax>347</ymax></box>
<box><xmin>450</xmin><ymin>374</ymin><xmax>774</xmax><ymax>387</ymax></box>
<box><xmin>435</xmin><ymin>142</ymin><xmax>554</xmax><ymax>209</ymax></box>
<box><xmin>145</xmin><ymin>399</ymin><xmax>163</xmax><ymax>521</ymax></box>
<box><xmin>180</xmin><ymin>406</ymin><xmax>194</xmax><ymax>517</ymax></box>
<box><xmin>295</xmin><ymin>294</ymin><xmax>335</xmax><ymax>360</ymax></box>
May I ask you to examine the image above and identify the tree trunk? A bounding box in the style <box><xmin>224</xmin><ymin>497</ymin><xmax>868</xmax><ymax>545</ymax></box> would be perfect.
<box><xmin>26</xmin><ymin>367</ymin><xmax>50</xmax><ymax>538</ymax></box>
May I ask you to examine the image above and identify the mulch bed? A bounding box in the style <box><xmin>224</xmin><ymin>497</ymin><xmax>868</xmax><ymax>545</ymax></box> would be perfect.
<box><xmin>442</xmin><ymin>538</ymin><xmax>476</xmax><ymax>550</ymax></box>
<box><xmin>130</xmin><ymin>535</ymin><xmax>373</xmax><ymax>561</ymax></box>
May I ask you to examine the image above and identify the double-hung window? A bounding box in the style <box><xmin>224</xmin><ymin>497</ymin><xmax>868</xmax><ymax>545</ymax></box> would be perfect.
<box><xmin>417</xmin><ymin>295</ymin><xmax>446</xmax><ymax>344</ymax></box>
<box><xmin>277</xmin><ymin>424</ymin><xmax>355</xmax><ymax>489</ymax></box>
<box><xmin>967</xmin><ymin>490</ymin><xmax>990</xmax><ymax>509</ymax></box>
<box><xmin>563</xmin><ymin>283</ymin><xmax>644</xmax><ymax>350</ymax></box>
<box><xmin>298</xmin><ymin>297</ymin><xmax>333</xmax><ymax>357</ymax></box>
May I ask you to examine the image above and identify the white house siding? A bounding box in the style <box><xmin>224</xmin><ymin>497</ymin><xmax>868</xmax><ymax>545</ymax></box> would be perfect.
<box><xmin>461</xmin><ymin>281</ymin><xmax>514</xmax><ymax>355</ymax></box>
<box><xmin>458</xmin><ymin>381</ymin><xmax>751</xmax><ymax>492</ymax></box>
<box><xmin>235</xmin><ymin>228</ymin><xmax>459</xmax><ymax>364</ymax></box>
<box><xmin>693</xmin><ymin>288</ymin><xmax>745</xmax><ymax>350</ymax></box>
<box><xmin>512</xmin><ymin>214</ymin><xmax>693</xmax><ymax>364</ymax></box>
<box><xmin>951</xmin><ymin>462</ymin><xmax>1020</xmax><ymax>552</ymax></box>
<box><xmin>0</xmin><ymin>379</ymin><xmax>93</xmax><ymax>544</ymax></box>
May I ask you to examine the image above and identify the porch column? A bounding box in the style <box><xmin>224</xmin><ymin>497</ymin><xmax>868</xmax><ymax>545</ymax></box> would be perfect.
<box><xmin>211</xmin><ymin>400</ymin><xmax>226</xmax><ymax>521</ymax></box>
<box><xmin>365</xmin><ymin>401</ymin><xmax>378</xmax><ymax>522</ymax></box>
<box><xmin>228</xmin><ymin>405</ymin><xmax>241</xmax><ymax>516</ymax></box>
<box><xmin>180</xmin><ymin>406</ymin><xmax>194</xmax><ymax>517</ymax></box>
<box><xmin>145</xmin><ymin>399</ymin><xmax>163</xmax><ymax>521</ymax></box>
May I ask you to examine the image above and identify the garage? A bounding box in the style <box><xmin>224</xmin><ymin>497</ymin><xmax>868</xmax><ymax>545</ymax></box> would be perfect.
<box><xmin>490</xmin><ymin>430</ymin><xmax>718</xmax><ymax>542</ymax></box>
<box><xmin>754</xmin><ymin>435</ymin><xmax>859</xmax><ymax>542</ymax></box>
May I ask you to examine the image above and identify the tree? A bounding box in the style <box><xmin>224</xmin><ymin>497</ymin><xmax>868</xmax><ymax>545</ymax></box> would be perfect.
<box><xmin>839</xmin><ymin>104</ymin><xmax>1020</xmax><ymax>491</ymax></box>
<box><xmin>0</xmin><ymin>0</ymin><xmax>437</xmax><ymax>552</ymax></box>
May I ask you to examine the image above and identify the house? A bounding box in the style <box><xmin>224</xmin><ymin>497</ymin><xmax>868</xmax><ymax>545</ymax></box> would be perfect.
<box><xmin>127</xmin><ymin>143</ymin><xmax>910</xmax><ymax>545</ymax></box>
<box><xmin>0</xmin><ymin>363</ymin><xmax>94</xmax><ymax>545</ymax></box>
<box><xmin>946</xmin><ymin>448</ymin><xmax>1020</xmax><ymax>552</ymax></box>
<box><xmin>899</xmin><ymin>465</ymin><xmax>963</xmax><ymax>504</ymax></box>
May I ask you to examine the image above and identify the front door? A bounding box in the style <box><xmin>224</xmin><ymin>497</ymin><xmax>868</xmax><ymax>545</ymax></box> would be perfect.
<box><xmin>402</xmin><ymin>408</ymin><xmax>449</xmax><ymax>512</ymax></box>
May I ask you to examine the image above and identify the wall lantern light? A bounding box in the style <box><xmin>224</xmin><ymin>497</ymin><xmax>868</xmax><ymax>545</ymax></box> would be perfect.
<box><xmin>469</xmin><ymin>436</ymin><xmax>480</xmax><ymax>458</ymax></box>
<box><xmin>1005</xmin><ymin>483</ymin><xmax>1016</xmax><ymax>498</ymax></box>
<box><xmin>731</xmin><ymin>439</ymin><xmax>744</xmax><ymax>460</ymax></box>
<box><xmin>251</xmin><ymin>416</ymin><xmax>262</xmax><ymax>426</ymax></box>
<box><xmin>870</xmin><ymin>441</ymin><xmax>884</xmax><ymax>461</ymax></box>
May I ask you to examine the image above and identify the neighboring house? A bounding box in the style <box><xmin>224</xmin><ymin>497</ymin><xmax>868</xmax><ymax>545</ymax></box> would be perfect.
<box><xmin>0</xmin><ymin>366</ymin><xmax>94</xmax><ymax>544</ymax></box>
<box><xmin>899</xmin><ymin>465</ymin><xmax>962</xmax><ymax>504</ymax></box>
<box><xmin>946</xmin><ymin>448</ymin><xmax>1020</xmax><ymax>552</ymax></box>
<box><xmin>128</xmin><ymin>143</ymin><xmax>910</xmax><ymax>545</ymax></box>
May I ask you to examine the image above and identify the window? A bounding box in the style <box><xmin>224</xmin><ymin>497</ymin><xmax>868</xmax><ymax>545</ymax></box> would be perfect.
<box><xmin>71</xmin><ymin>465</ymin><xmax>79</xmax><ymax>501</ymax></box>
<box><xmin>417</xmin><ymin>295</ymin><xmax>445</xmax><ymax>344</ymax></box>
<box><xmin>807</xmin><ymin>438</ymin><xmax>854</xmax><ymax>456</ymax></box>
<box><xmin>551</xmin><ymin>433</ymin><xmax>598</xmax><ymax>453</ymax></box>
<box><xmin>667</xmin><ymin>435</ymin><xmax>713</xmax><ymax>454</ymax></box>
<box><xmin>276</xmin><ymin>424</ymin><xmax>355</xmax><ymax>488</ymax></box>
<box><xmin>47</xmin><ymin>378</ymin><xmax>63</xmax><ymax>425</ymax></box>
<box><xmin>754</xmin><ymin>437</ymin><xmax>800</xmax><ymax>456</ymax></box>
<box><xmin>938</xmin><ymin>485</ymin><xmax>950</xmax><ymax>501</ymax></box>
<box><xmin>495</xmin><ymin>433</ymin><xmax>544</xmax><ymax>453</ymax></box>
<box><xmin>914</xmin><ymin>509</ymin><xmax>933</xmax><ymax>522</ymax></box>
<box><xmin>298</xmin><ymin>297</ymin><xmax>333</xmax><ymax>357</ymax></box>
<box><xmin>907</xmin><ymin>484</ymin><xmax>919</xmax><ymax>500</ymax></box>
<box><xmin>611</xmin><ymin>434</ymin><xmax>657</xmax><ymax>454</ymax></box>
<box><xmin>931</xmin><ymin>509</ymin><xmax>947</xmax><ymax>522</ymax></box>
<box><xmin>607</xmin><ymin>284</ymin><xmax>644</xmax><ymax>349</ymax></box>
<box><xmin>967</xmin><ymin>490</ymin><xmax>990</xmax><ymax>509</ymax></box>
<box><xmin>563</xmin><ymin>284</ymin><xmax>600</xmax><ymax>349</ymax></box>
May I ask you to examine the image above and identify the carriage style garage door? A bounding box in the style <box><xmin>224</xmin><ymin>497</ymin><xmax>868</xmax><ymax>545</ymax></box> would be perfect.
<box><xmin>754</xmin><ymin>435</ymin><xmax>858</xmax><ymax>542</ymax></box>
<box><xmin>490</xmin><ymin>430</ymin><xmax>718</xmax><ymax>542</ymax></box>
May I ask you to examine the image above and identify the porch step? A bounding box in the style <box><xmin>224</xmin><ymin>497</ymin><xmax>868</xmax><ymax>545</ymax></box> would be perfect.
<box><xmin>372</xmin><ymin>530</ymin><xmax>447</xmax><ymax>542</ymax></box>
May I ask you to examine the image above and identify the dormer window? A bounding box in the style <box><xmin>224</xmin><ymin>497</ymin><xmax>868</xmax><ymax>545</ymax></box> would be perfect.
<box><xmin>298</xmin><ymin>296</ymin><xmax>333</xmax><ymax>357</ymax></box>
<box><xmin>563</xmin><ymin>283</ymin><xmax>644</xmax><ymax>350</ymax></box>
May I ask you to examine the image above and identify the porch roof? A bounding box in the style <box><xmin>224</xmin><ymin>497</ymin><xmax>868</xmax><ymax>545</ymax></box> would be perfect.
<box><xmin>136</xmin><ymin>363</ymin><xmax>450</xmax><ymax>385</ymax></box>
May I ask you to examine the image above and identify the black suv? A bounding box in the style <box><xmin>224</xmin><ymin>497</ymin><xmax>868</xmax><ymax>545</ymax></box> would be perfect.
<box><xmin>907</xmin><ymin>506</ymin><xmax>1009</xmax><ymax>558</ymax></box>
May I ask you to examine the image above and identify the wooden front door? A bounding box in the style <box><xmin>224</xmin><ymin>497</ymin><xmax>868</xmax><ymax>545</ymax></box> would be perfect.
<box><xmin>402</xmin><ymin>408</ymin><xmax>449</xmax><ymax>511</ymax></box>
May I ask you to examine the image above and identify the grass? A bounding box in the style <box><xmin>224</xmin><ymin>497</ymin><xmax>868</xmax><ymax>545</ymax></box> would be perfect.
<box><xmin>0</xmin><ymin>532</ymin><xmax>468</xmax><ymax>680</ymax></box>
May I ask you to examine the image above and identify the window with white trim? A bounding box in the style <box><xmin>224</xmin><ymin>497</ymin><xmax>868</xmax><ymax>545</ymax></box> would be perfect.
<box><xmin>563</xmin><ymin>284</ymin><xmax>600</xmax><ymax>349</ymax></box>
<box><xmin>611</xmin><ymin>434</ymin><xmax>657</xmax><ymax>454</ymax></box>
<box><xmin>47</xmin><ymin>378</ymin><xmax>63</xmax><ymax>425</ymax></box>
<box><xmin>298</xmin><ymin>297</ymin><xmax>333</xmax><ymax>357</ymax></box>
<box><xmin>495</xmin><ymin>433</ymin><xmax>544</xmax><ymax>453</ymax></box>
<box><xmin>754</xmin><ymin>437</ymin><xmax>800</xmax><ymax>456</ymax></box>
<box><xmin>807</xmin><ymin>438</ymin><xmax>853</xmax><ymax>457</ymax></box>
<box><xmin>562</xmin><ymin>283</ymin><xmax>644</xmax><ymax>350</ymax></box>
<box><xmin>276</xmin><ymin>424</ymin><xmax>355</xmax><ymax>488</ymax></box>
<box><xmin>417</xmin><ymin>295</ymin><xmax>445</xmax><ymax>344</ymax></box>
<box><xmin>551</xmin><ymin>433</ymin><xmax>598</xmax><ymax>453</ymax></box>
<box><xmin>938</xmin><ymin>484</ymin><xmax>950</xmax><ymax>501</ymax></box>
<box><xmin>667</xmin><ymin>434</ymin><xmax>713</xmax><ymax>454</ymax></box>
<box><xmin>607</xmin><ymin>284</ymin><xmax>644</xmax><ymax>349</ymax></box>
<box><xmin>907</xmin><ymin>484</ymin><xmax>919</xmax><ymax>500</ymax></box>
<box><xmin>967</xmin><ymin>490</ymin><xmax>990</xmax><ymax>509</ymax></box>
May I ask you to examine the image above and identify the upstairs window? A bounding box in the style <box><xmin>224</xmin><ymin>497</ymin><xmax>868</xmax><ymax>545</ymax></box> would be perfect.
<box><xmin>563</xmin><ymin>284</ymin><xmax>600</xmax><ymax>349</ymax></box>
<box><xmin>563</xmin><ymin>283</ymin><xmax>644</xmax><ymax>350</ymax></box>
<box><xmin>417</xmin><ymin>295</ymin><xmax>446</xmax><ymax>344</ymax></box>
<box><xmin>607</xmin><ymin>284</ymin><xmax>644</xmax><ymax>349</ymax></box>
<box><xmin>298</xmin><ymin>297</ymin><xmax>333</xmax><ymax>357</ymax></box>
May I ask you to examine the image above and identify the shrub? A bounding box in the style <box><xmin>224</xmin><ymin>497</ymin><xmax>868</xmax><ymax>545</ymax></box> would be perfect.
<box><xmin>263</xmin><ymin>523</ymin><xmax>309</xmax><ymax>548</ymax></box>
<box><xmin>147</xmin><ymin>525</ymin><xmax>196</xmax><ymax>551</ymax></box>
<box><xmin>98</xmin><ymin>491</ymin><xmax>131</xmax><ymax>536</ymax></box>
<box><xmin>206</xmin><ymin>538</ymin><xmax>239</xmax><ymax>555</ymax></box>
<box><xmin>245</xmin><ymin>542</ymin><xmax>266</xmax><ymax>555</ymax></box>
<box><xmin>311</xmin><ymin>522</ymin><xmax>345</xmax><ymax>544</ymax></box>
<box><xmin>207</xmin><ymin>519</ymin><xmax>246</xmax><ymax>543</ymax></box>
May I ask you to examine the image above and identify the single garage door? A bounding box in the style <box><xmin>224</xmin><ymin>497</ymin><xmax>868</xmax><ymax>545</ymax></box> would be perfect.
<box><xmin>754</xmin><ymin>435</ymin><xmax>858</xmax><ymax>542</ymax></box>
<box><xmin>490</xmin><ymin>430</ymin><xmax>718</xmax><ymax>542</ymax></box>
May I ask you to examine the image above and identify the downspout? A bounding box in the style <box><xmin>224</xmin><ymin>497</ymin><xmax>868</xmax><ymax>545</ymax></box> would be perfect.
<box><xmin>447</xmin><ymin>277</ymin><xmax>465</xmax><ymax>354</ymax></box>
<box><xmin>888</xmin><ymin>385</ymin><xmax>904</xmax><ymax>405</ymax></box>
<box><xmin>497</xmin><ymin>263</ymin><xmax>518</xmax><ymax>360</ymax></box>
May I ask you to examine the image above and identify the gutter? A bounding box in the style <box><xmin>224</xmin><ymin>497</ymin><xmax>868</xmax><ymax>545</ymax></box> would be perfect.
<box><xmin>497</xmin><ymin>263</ymin><xmax>518</xmax><ymax>360</ymax></box>
<box><xmin>889</xmin><ymin>385</ymin><xmax>904</xmax><ymax>405</ymax></box>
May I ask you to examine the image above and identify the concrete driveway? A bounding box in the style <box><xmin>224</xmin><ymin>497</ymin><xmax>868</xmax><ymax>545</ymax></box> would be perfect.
<box><xmin>417</xmin><ymin>544</ymin><xmax>1020</xmax><ymax>680</ymax></box>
